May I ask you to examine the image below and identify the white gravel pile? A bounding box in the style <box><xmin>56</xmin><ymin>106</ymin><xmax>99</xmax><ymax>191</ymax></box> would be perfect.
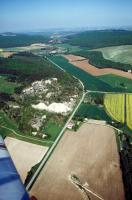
<box><xmin>32</xmin><ymin>102</ymin><xmax>72</xmax><ymax>114</ymax></box>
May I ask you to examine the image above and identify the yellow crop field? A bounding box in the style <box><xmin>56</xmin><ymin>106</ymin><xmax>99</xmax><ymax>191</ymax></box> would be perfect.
<box><xmin>104</xmin><ymin>94</ymin><xmax>125</xmax><ymax>123</ymax></box>
<box><xmin>126</xmin><ymin>94</ymin><xmax>132</xmax><ymax>130</ymax></box>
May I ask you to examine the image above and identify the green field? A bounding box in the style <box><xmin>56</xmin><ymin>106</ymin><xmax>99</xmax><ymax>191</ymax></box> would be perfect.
<box><xmin>98</xmin><ymin>74</ymin><xmax>132</xmax><ymax>93</ymax></box>
<box><xmin>94</xmin><ymin>45</ymin><xmax>132</xmax><ymax>65</ymax></box>
<box><xmin>0</xmin><ymin>76</ymin><xmax>20</xmax><ymax>94</ymax></box>
<box><xmin>75</xmin><ymin>103</ymin><xmax>111</xmax><ymax>121</ymax></box>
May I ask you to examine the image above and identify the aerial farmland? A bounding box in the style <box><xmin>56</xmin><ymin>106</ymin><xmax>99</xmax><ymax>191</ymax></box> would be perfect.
<box><xmin>0</xmin><ymin>27</ymin><xmax>132</xmax><ymax>199</ymax></box>
<box><xmin>31</xmin><ymin>122</ymin><xmax>125</xmax><ymax>200</ymax></box>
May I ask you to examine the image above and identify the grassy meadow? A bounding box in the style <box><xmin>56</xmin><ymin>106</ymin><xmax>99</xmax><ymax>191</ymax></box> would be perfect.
<box><xmin>94</xmin><ymin>45</ymin><xmax>132</xmax><ymax>65</ymax></box>
<box><xmin>98</xmin><ymin>74</ymin><xmax>132</xmax><ymax>93</ymax></box>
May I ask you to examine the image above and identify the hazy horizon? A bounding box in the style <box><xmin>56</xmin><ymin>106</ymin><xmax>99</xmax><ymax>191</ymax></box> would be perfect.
<box><xmin>1</xmin><ymin>0</ymin><xmax>132</xmax><ymax>32</ymax></box>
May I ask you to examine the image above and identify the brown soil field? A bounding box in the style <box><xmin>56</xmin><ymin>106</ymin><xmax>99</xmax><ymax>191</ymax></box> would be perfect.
<box><xmin>5</xmin><ymin>137</ymin><xmax>48</xmax><ymax>183</ymax></box>
<box><xmin>31</xmin><ymin>122</ymin><xmax>125</xmax><ymax>200</ymax></box>
<box><xmin>64</xmin><ymin>54</ymin><xmax>132</xmax><ymax>79</ymax></box>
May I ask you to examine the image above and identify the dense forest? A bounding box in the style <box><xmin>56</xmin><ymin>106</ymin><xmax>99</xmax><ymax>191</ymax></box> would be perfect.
<box><xmin>0</xmin><ymin>34</ymin><xmax>49</xmax><ymax>48</ymax></box>
<box><xmin>74</xmin><ymin>50</ymin><xmax>132</xmax><ymax>71</ymax></box>
<box><xmin>67</xmin><ymin>30</ymin><xmax>132</xmax><ymax>49</ymax></box>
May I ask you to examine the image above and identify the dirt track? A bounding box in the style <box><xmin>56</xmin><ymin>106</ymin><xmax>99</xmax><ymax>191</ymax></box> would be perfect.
<box><xmin>64</xmin><ymin>54</ymin><xmax>132</xmax><ymax>79</ymax></box>
<box><xmin>5</xmin><ymin>137</ymin><xmax>48</xmax><ymax>182</ymax></box>
<box><xmin>31</xmin><ymin>122</ymin><xmax>125</xmax><ymax>200</ymax></box>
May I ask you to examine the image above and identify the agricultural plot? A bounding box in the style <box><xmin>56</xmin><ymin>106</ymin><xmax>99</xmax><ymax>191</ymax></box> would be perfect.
<box><xmin>104</xmin><ymin>94</ymin><xmax>125</xmax><ymax>123</ymax></box>
<box><xmin>31</xmin><ymin>122</ymin><xmax>125</xmax><ymax>200</ymax></box>
<box><xmin>98</xmin><ymin>74</ymin><xmax>132</xmax><ymax>93</ymax></box>
<box><xmin>75</xmin><ymin>103</ymin><xmax>111</xmax><ymax>122</ymax></box>
<box><xmin>95</xmin><ymin>45</ymin><xmax>132</xmax><ymax>65</ymax></box>
<box><xmin>126</xmin><ymin>94</ymin><xmax>132</xmax><ymax>130</ymax></box>
<box><xmin>50</xmin><ymin>56</ymin><xmax>113</xmax><ymax>92</ymax></box>
<box><xmin>64</xmin><ymin>54</ymin><xmax>132</xmax><ymax>80</ymax></box>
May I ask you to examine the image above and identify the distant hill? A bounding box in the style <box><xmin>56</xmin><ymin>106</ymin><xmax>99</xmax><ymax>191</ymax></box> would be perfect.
<box><xmin>0</xmin><ymin>32</ymin><xmax>16</xmax><ymax>36</ymax></box>
<box><xmin>0</xmin><ymin>34</ymin><xmax>49</xmax><ymax>48</ymax></box>
<box><xmin>67</xmin><ymin>30</ymin><xmax>132</xmax><ymax>49</ymax></box>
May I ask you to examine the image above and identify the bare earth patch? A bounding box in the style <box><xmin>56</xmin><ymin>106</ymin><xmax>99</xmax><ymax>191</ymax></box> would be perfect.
<box><xmin>0</xmin><ymin>51</ymin><xmax>14</xmax><ymax>58</ymax></box>
<box><xmin>5</xmin><ymin>137</ymin><xmax>48</xmax><ymax>183</ymax></box>
<box><xmin>64</xmin><ymin>54</ymin><xmax>132</xmax><ymax>79</ymax></box>
<box><xmin>31</xmin><ymin>122</ymin><xmax>125</xmax><ymax>200</ymax></box>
